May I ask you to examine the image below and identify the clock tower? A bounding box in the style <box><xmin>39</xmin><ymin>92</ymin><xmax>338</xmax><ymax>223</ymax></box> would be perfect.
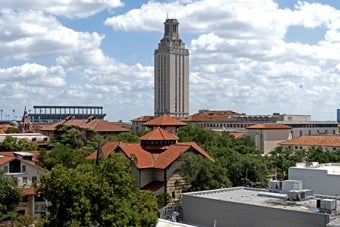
<box><xmin>154</xmin><ymin>19</ymin><xmax>189</xmax><ymax>117</ymax></box>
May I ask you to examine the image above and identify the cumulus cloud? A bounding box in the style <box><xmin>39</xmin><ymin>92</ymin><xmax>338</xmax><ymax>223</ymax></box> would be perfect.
<box><xmin>2</xmin><ymin>0</ymin><xmax>340</xmax><ymax>121</ymax></box>
<box><xmin>0</xmin><ymin>0</ymin><xmax>123</xmax><ymax>18</ymax></box>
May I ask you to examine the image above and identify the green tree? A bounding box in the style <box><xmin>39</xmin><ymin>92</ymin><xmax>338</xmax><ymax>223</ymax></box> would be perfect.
<box><xmin>36</xmin><ymin>154</ymin><xmax>158</xmax><ymax>227</ymax></box>
<box><xmin>0</xmin><ymin>136</ymin><xmax>38</xmax><ymax>151</ymax></box>
<box><xmin>0</xmin><ymin>171</ymin><xmax>23</xmax><ymax>222</ymax></box>
<box><xmin>177</xmin><ymin>125</ymin><xmax>268</xmax><ymax>189</ymax></box>
<box><xmin>268</xmin><ymin>146</ymin><xmax>305</xmax><ymax>180</ymax></box>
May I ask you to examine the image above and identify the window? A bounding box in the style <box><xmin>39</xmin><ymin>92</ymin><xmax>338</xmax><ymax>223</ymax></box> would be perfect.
<box><xmin>22</xmin><ymin>177</ymin><xmax>27</xmax><ymax>185</ymax></box>
<box><xmin>9</xmin><ymin>159</ymin><xmax>21</xmax><ymax>173</ymax></box>
<box><xmin>32</xmin><ymin>176</ymin><xmax>37</xmax><ymax>183</ymax></box>
<box><xmin>22</xmin><ymin>165</ymin><xmax>26</xmax><ymax>172</ymax></box>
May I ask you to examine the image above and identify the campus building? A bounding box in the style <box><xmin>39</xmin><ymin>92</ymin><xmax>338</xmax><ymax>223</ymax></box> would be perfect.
<box><xmin>182</xmin><ymin>186</ymin><xmax>340</xmax><ymax>227</ymax></box>
<box><xmin>289</xmin><ymin>162</ymin><xmax>340</xmax><ymax>196</ymax></box>
<box><xmin>154</xmin><ymin>19</ymin><xmax>189</xmax><ymax>117</ymax></box>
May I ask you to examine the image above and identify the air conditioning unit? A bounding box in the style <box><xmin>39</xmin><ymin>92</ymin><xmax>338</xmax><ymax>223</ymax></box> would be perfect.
<box><xmin>268</xmin><ymin>180</ymin><xmax>282</xmax><ymax>191</ymax></box>
<box><xmin>288</xmin><ymin>190</ymin><xmax>306</xmax><ymax>201</ymax></box>
<box><xmin>320</xmin><ymin>199</ymin><xmax>337</xmax><ymax>211</ymax></box>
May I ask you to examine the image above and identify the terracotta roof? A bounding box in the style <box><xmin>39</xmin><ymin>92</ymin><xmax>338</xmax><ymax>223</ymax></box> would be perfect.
<box><xmin>141</xmin><ymin>181</ymin><xmax>165</xmax><ymax>191</ymax></box>
<box><xmin>39</xmin><ymin>118</ymin><xmax>129</xmax><ymax>133</ymax></box>
<box><xmin>143</xmin><ymin>115</ymin><xmax>187</xmax><ymax>126</ymax></box>
<box><xmin>131</xmin><ymin>115</ymin><xmax>155</xmax><ymax>122</ymax></box>
<box><xmin>139</xmin><ymin>127</ymin><xmax>179</xmax><ymax>141</ymax></box>
<box><xmin>0</xmin><ymin>124</ymin><xmax>12</xmax><ymax>133</ymax></box>
<box><xmin>22</xmin><ymin>188</ymin><xmax>36</xmax><ymax>196</ymax></box>
<box><xmin>119</xmin><ymin>142</ymin><xmax>214</xmax><ymax>169</ymax></box>
<box><xmin>280</xmin><ymin>135</ymin><xmax>340</xmax><ymax>147</ymax></box>
<box><xmin>182</xmin><ymin>110</ymin><xmax>240</xmax><ymax>122</ymax></box>
<box><xmin>0</xmin><ymin>156</ymin><xmax>15</xmax><ymax>165</ymax></box>
<box><xmin>0</xmin><ymin>151</ymin><xmax>40</xmax><ymax>163</ymax></box>
<box><xmin>246</xmin><ymin>123</ymin><xmax>291</xmax><ymax>129</ymax></box>
<box><xmin>86</xmin><ymin>141</ymin><xmax>120</xmax><ymax>160</ymax></box>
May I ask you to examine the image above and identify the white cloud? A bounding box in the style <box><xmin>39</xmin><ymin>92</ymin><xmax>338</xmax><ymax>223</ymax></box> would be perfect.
<box><xmin>0</xmin><ymin>0</ymin><xmax>123</xmax><ymax>18</ymax></box>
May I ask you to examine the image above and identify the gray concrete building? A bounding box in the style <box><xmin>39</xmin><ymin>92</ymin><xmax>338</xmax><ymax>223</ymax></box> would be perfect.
<box><xmin>182</xmin><ymin>187</ymin><xmax>340</xmax><ymax>227</ymax></box>
<box><xmin>154</xmin><ymin>18</ymin><xmax>189</xmax><ymax>117</ymax></box>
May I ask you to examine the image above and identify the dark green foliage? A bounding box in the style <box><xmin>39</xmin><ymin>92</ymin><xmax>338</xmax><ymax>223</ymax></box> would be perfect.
<box><xmin>0</xmin><ymin>136</ymin><xmax>38</xmax><ymax>151</ymax></box>
<box><xmin>113</xmin><ymin>132</ymin><xmax>140</xmax><ymax>142</ymax></box>
<box><xmin>0</xmin><ymin>171</ymin><xmax>23</xmax><ymax>222</ymax></box>
<box><xmin>36</xmin><ymin>154</ymin><xmax>158</xmax><ymax>227</ymax></box>
<box><xmin>177</xmin><ymin>125</ymin><xmax>268</xmax><ymax>190</ymax></box>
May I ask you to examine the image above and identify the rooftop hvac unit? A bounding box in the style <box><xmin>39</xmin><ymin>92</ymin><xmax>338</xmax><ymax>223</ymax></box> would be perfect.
<box><xmin>282</xmin><ymin>180</ymin><xmax>303</xmax><ymax>193</ymax></box>
<box><xmin>320</xmin><ymin>199</ymin><xmax>337</xmax><ymax>211</ymax></box>
<box><xmin>268</xmin><ymin>180</ymin><xmax>282</xmax><ymax>191</ymax></box>
<box><xmin>288</xmin><ymin>190</ymin><xmax>306</xmax><ymax>201</ymax></box>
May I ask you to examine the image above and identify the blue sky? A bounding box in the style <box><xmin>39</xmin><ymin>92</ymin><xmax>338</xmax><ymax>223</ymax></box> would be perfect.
<box><xmin>1</xmin><ymin>0</ymin><xmax>340</xmax><ymax>122</ymax></box>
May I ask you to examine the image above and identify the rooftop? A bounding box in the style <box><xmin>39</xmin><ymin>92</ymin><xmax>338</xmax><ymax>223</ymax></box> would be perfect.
<box><xmin>291</xmin><ymin>162</ymin><xmax>340</xmax><ymax>175</ymax></box>
<box><xmin>280</xmin><ymin>135</ymin><xmax>340</xmax><ymax>147</ymax></box>
<box><xmin>183</xmin><ymin>187</ymin><xmax>340</xmax><ymax>214</ymax></box>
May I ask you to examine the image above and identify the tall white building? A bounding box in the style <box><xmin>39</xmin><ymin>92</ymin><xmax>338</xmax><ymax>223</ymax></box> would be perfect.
<box><xmin>154</xmin><ymin>19</ymin><xmax>189</xmax><ymax>117</ymax></box>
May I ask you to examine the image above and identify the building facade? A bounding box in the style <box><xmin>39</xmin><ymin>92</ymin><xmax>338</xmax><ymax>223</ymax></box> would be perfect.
<box><xmin>154</xmin><ymin>19</ymin><xmax>189</xmax><ymax>117</ymax></box>
<box><xmin>182</xmin><ymin>187</ymin><xmax>339</xmax><ymax>227</ymax></box>
<box><xmin>289</xmin><ymin>162</ymin><xmax>340</xmax><ymax>197</ymax></box>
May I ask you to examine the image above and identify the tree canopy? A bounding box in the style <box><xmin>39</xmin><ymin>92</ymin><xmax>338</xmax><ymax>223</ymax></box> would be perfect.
<box><xmin>35</xmin><ymin>153</ymin><xmax>158</xmax><ymax>227</ymax></box>
<box><xmin>177</xmin><ymin>125</ymin><xmax>268</xmax><ymax>190</ymax></box>
<box><xmin>0</xmin><ymin>171</ymin><xmax>23</xmax><ymax>222</ymax></box>
<box><xmin>0</xmin><ymin>136</ymin><xmax>38</xmax><ymax>151</ymax></box>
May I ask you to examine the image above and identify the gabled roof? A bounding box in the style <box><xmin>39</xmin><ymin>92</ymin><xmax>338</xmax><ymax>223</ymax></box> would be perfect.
<box><xmin>280</xmin><ymin>135</ymin><xmax>340</xmax><ymax>147</ymax></box>
<box><xmin>143</xmin><ymin>115</ymin><xmax>187</xmax><ymax>127</ymax></box>
<box><xmin>86</xmin><ymin>141</ymin><xmax>214</xmax><ymax>170</ymax></box>
<box><xmin>85</xmin><ymin>141</ymin><xmax>120</xmax><ymax>160</ymax></box>
<box><xmin>40</xmin><ymin>118</ymin><xmax>129</xmax><ymax>133</ymax></box>
<box><xmin>246</xmin><ymin>123</ymin><xmax>291</xmax><ymax>130</ymax></box>
<box><xmin>119</xmin><ymin>142</ymin><xmax>214</xmax><ymax>169</ymax></box>
<box><xmin>139</xmin><ymin>127</ymin><xmax>179</xmax><ymax>141</ymax></box>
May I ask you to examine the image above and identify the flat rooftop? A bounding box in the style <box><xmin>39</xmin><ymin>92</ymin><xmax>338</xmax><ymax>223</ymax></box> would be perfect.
<box><xmin>291</xmin><ymin>162</ymin><xmax>340</xmax><ymax>175</ymax></box>
<box><xmin>184</xmin><ymin>187</ymin><xmax>340</xmax><ymax>214</ymax></box>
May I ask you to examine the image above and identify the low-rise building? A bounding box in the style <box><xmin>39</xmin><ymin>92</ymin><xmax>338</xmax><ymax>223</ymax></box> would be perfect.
<box><xmin>0</xmin><ymin>151</ymin><xmax>46</xmax><ymax>219</ymax></box>
<box><xmin>289</xmin><ymin>162</ymin><xmax>340</xmax><ymax>196</ymax></box>
<box><xmin>182</xmin><ymin>186</ymin><xmax>340</xmax><ymax>227</ymax></box>
<box><xmin>39</xmin><ymin>116</ymin><xmax>129</xmax><ymax>138</ymax></box>
<box><xmin>246</xmin><ymin>123</ymin><xmax>292</xmax><ymax>154</ymax></box>
<box><xmin>280</xmin><ymin>135</ymin><xmax>340</xmax><ymax>152</ymax></box>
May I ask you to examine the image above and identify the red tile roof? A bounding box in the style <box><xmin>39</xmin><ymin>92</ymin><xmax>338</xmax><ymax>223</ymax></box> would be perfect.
<box><xmin>139</xmin><ymin>127</ymin><xmax>179</xmax><ymax>141</ymax></box>
<box><xmin>86</xmin><ymin>141</ymin><xmax>120</xmax><ymax>160</ymax></box>
<box><xmin>143</xmin><ymin>115</ymin><xmax>187</xmax><ymax>127</ymax></box>
<box><xmin>119</xmin><ymin>142</ymin><xmax>213</xmax><ymax>169</ymax></box>
<box><xmin>246</xmin><ymin>123</ymin><xmax>291</xmax><ymax>129</ymax></box>
<box><xmin>0</xmin><ymin>151</ymin><xmax>40</xmax><ymax>164</ymax></box>
<box><xmin>182</xmin><ymin>110</ymin><xmax>240</xmax><ymax>122</ymax></box>
<box><xmin>131</xmin><ymin>115</ymin><xmax>155</xmax><ymax>122</ymax></box>
<box><xmin>39</xmin><ymin>118</ymin><xmax>129</xmax><ymax>133</ymax></box>
<box><xmin>0</xmin><ymin>156</ymin><xmax>15</xmax><ymax>165</ymax></box>
<box><xmin>280</xmin><ymin>135</ymin><xmax>340</xmax><ymax>147</ymax></box>
<box><xmin>87</xmin><ymin>141</ymin><xmax>214</xmax><ymax>169</ymax></box>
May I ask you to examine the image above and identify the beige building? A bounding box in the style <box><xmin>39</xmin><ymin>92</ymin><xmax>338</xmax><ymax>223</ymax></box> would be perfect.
<box><xmin>280</xmin><ymin>135</ymin><xmax>340</xmax><ymax>152</ymax></box>
<box><xmin>154</xmin><ymin>19</ymin><xmax>189</xmax><ymax>117</ymax></box>
<box><xmin>246</xmin><ymin>123</ymin><xmax>292</xmax><ymax>154</ymax></box>
<box><xmin>0</xmin><ymin>151</ymin><xmax>46</xmax><ymax>219</ymax></box>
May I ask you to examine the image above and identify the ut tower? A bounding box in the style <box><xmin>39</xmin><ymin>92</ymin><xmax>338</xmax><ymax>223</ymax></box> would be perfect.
<box><xmin>154</xmin><ymin>19</ymin><xmax>189</xmax><ymax>117</ymax></box>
